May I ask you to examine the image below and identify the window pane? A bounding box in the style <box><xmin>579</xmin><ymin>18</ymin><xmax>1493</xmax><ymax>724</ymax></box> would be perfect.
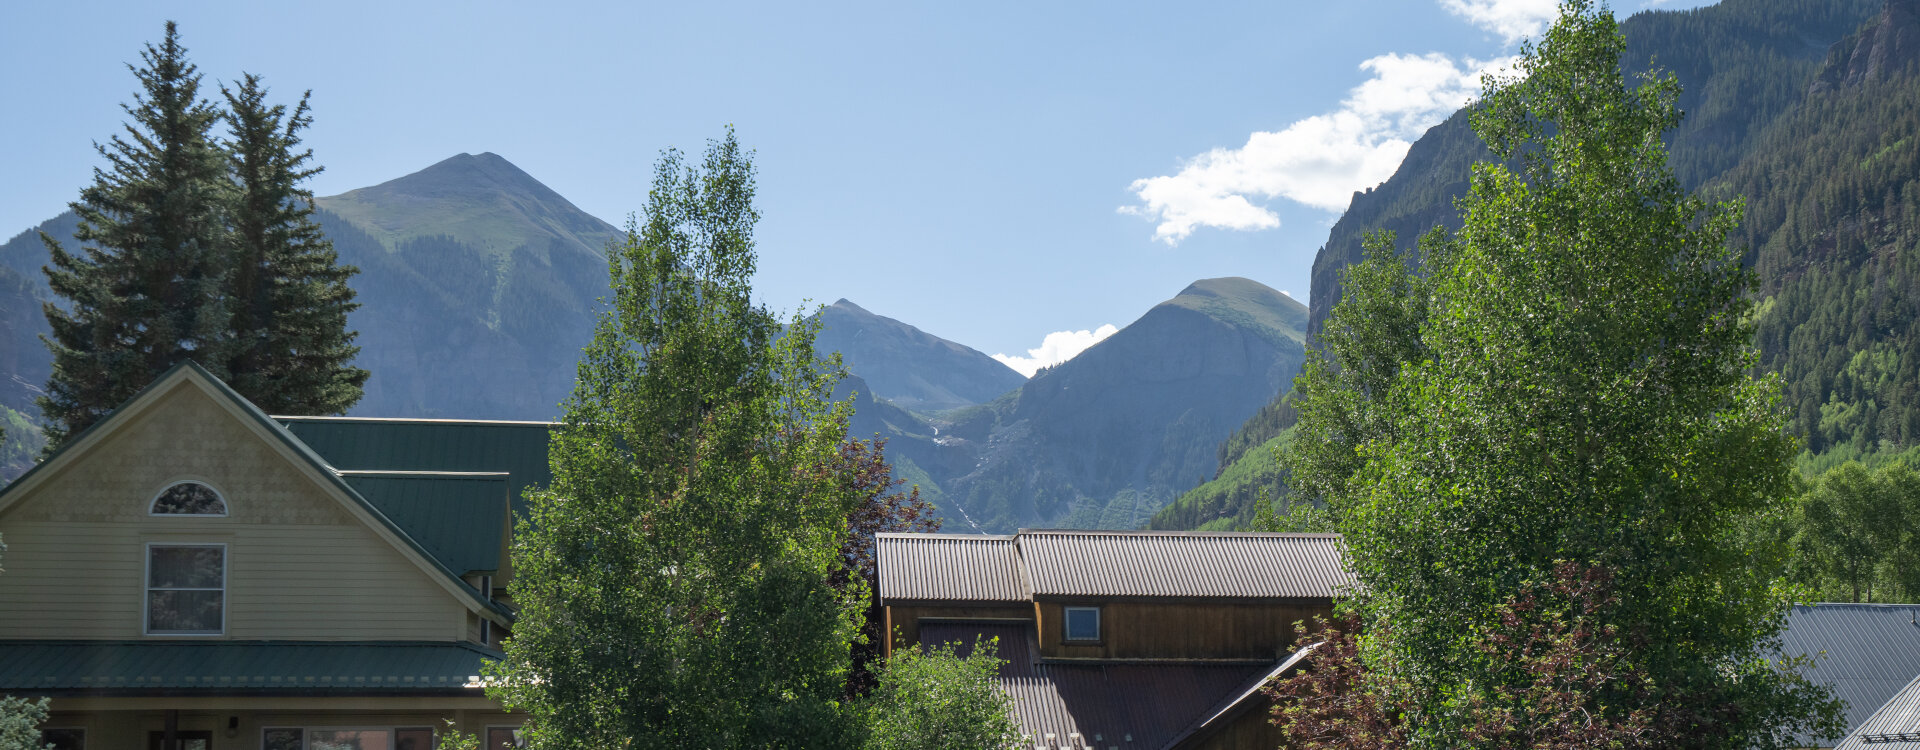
<box><xmin>1065</xmin><ymin>608</ymin><xmax>1099</xmax><ymax>641</ymax></box>
<box><xmin>153</xmin><ymin>482</ymin><xmax>225</xmax><ymax>514</ymax></box>
<box><xmin>147</xmin><ymin>589</ymin><xmax>223</xmax><ymax>632</ymax></box>
<box><xmin>40</xmin><ymin>729</ymin><xmax>83</xmax><ymax>750</ymax></box>
<box><xmin>263</xmin><ymin>729</ymin><xmax>302</xmax><ymax>750</ymax></box>
<box><xmin>487</xmin><ymin>728</ymin><xmax>526</xmax><ymax>750</ymax></box>
<box><xmin>310</xmin><ymin>730</ymin><xmax>392</xmax><ymax>750</ymax></box>
<box><xmin>149</xmin><ymin>546</ymin><xmax>223</xmax><ymax>588</ymax></box>
<box><xmin>394</xmin><ymin>729</ymin><xmax>433</xmax><ymax>750</ymax></box>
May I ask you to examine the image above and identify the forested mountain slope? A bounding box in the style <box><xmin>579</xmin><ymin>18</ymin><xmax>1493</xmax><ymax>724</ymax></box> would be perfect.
<box><xmin>1154</xmin><ymin>0</ymin><xmax>1902</xmax><ymax>530</ymax></box>
<box><xmin>927</xmin><ymin>278</ymin><xmax>1307</xmax><ymax>531</ymax></box>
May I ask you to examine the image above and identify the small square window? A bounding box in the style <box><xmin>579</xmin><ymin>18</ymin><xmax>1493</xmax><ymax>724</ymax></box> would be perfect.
<box><xmin>1064</xmin><ymin>606</ymin><xmax>1100</xmax><ymax>642</ymax></box>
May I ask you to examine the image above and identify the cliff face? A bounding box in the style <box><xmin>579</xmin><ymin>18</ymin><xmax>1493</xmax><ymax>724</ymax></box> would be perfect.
<box><xmin>1303</xmin><ymin>0</ymin><xmax>1880</xmax><ymax>341</ymax></box>
<box><xmin>1812</xmin><ymin>0</ymin><xmax>1920</xmax><ymax>93</ymax></box>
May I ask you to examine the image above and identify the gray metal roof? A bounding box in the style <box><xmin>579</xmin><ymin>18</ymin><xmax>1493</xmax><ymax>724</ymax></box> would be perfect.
<box><xmin>1780</xmin><ymin>603</ymin><xmax>1920</xmax><ymax>746</ymax></box>
<box><xmin>1837</xmin><ymin>674</ymin><xmax>1920</xmax><ymax>749</ymax></box>
<box><xmin>877</xmin><ymin>533</ymin><xmax>1025</xmax><ymax>603</ymax></box>
<box><xmin>919</xmin><ymin>621</ymin><xmax>1279</xmax><ymax>750</ymax></box>
<box><xmin>0</xmin><ymin>641</ymin><xmax>499</xmax><ymax>695</ymax></box>
<box><xmin>1018</xmin><ymin>530</ymin><xmax>1349</xmax><ymax>599</ymax></box>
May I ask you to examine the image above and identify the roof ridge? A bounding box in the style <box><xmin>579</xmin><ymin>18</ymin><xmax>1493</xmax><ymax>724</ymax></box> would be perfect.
<box><xmin>876</xmin><ymin>532</ymin><xmax>1016</xmax><ymax>540</ymax></box>
<box><xmin>275</xmin><ymin>416</ymin><xmax>559</xmax><ymax>426</ymax></box>
<box><xmin>1016</xmin><ymin>528</ymin><xmax>1342</xmax><ymax>539</ymax></box>
<box><xmin>338</xmin><ymin>470</ymin><xmax>512</xmax><ymax>479</ymax></box>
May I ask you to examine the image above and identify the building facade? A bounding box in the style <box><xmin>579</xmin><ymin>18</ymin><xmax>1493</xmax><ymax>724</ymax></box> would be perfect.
<box><xmin>0</xmin><ymin>362</ymin><xmax>547</xmax><ymax>749</ymax></box>
<box><xmin>876</xmin><ymin>529</ymin><xmax>1350</xmax><ymax>750</ymax></box>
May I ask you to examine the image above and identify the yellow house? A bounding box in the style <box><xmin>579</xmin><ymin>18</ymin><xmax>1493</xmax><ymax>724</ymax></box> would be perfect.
<box><xmin>0</xmin><ymin>362</ymin><xmax>545</xmax><ymax>749</ymax></box>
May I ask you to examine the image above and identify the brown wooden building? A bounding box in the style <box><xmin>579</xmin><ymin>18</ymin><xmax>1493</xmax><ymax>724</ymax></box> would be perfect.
<box><xmin>876</xmin><ymin>529</ymin><xmax>1349</xmax><ymax>750</ymax></box>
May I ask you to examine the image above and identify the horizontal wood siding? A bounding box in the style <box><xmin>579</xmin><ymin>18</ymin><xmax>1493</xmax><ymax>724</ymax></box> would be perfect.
<box><xmin>885</xmin><ymin>603</ymin><xmax>1034</xmax><ymax>656</ymax></box>
<box><xmin>1036</xmin><ymin>600</ymin><xmax>1331</xmax><ymax>660</ymax></box>
<box><xmin>0</xmin><ymin>384</ymin><xmax>468</xmax><ymax>641</ymax></box>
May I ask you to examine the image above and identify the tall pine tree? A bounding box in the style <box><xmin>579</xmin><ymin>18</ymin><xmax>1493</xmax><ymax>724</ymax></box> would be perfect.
<box><xmin>221</xmin><ymin>73</ymin><xmax>367</xmax><ymax>415</ymax></box>
<box><xmin>40</xmin><ymin>24</ymin><xmax>368</xmax><ymax>447</ymax></box>
<box><xmin>41</xmin><ymin>21</ymin><xmax>232</xmax><ymax>446</ymax></box>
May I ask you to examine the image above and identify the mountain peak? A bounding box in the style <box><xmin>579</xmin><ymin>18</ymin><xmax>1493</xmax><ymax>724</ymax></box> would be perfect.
<box><xmin>830</xmin><ymin>298</ymin><xmax>869</xmax><ymax>314</ymax></box>
<box><xmin>383</xmin><ymin>152</ymin><xmax>558</xmax><ymax>201</ymax></box>
<box><xmin>316</xmin><ymin>153</ymin><xmax>619</xmax><ymax>261</ymax></box>
<box><xmin>1158</xmin><ymin>276</ymin><xmax>1308</xmax><ymax>347</ymax></box>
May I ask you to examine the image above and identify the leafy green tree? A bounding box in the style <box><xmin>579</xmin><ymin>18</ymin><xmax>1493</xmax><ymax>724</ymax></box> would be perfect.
<box><xmin>220</xmin><ymin>73</ymin><xmax>367</xmax><ymax>414</ymax></box>
<box><xmin>1792</xmin><ymin>461</ymin><xmax>1920</xmax><ymax>602</ymax></box>
<box><xmin>40</xmin><ymin>21</ymin><xmax>231</xmax><ymax>446</ymax></box>
<box><xmin>1278</xmin><ymin>229</ymin><xmax>1439</xmax><ymax>513</ymax></box>
<box><xmin>490</xmin><ymin>129</ymin><xmax>864</xmax><ymax>748</ymax></box>
<box><xmin>1277</xmin><ymin>2</ymin><xmax>1842</xmax><ymax>745</ymax></box>
<box><xmin>856</xmin><ymin>639</ymin><xmax>1022</xmax><ymax>750</ymax></box>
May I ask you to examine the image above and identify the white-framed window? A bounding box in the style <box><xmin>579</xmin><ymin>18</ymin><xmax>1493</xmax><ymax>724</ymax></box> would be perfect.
<box><xmin>144</xmin><ymin>542</ymin><xmax>226</xmax><ymax>636</ymax></box>
<box><xmin>262</xmin><ymin>727</ymin><xmax>436</xmax><ymax>750</ymax></box>
<box><xmin>1064</xmin><ymin>605</ymin><xmax>1101</xmax><ymax>642</ymax></box>
<box><xmin>150</xmin><ymin>480</ymin><xmax>228</xmax><ymax>516</ymax></box>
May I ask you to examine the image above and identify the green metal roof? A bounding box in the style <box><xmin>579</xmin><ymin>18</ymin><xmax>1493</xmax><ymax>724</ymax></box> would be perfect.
<box><xmin>0</xmin><ymin>641</ymin><xmax>500</xmax><ymax>696</ymax></box>
<box><xmin>343</xmin><ymin>473</ymin><xmax>508</xmax><ymax>576</ymax></box>
<box><xmin>279</xmin><ymin>418</ymin><xmax>554</xmax><ymax>518</ymax></box>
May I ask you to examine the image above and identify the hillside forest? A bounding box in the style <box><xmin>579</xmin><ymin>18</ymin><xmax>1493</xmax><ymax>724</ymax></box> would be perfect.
<box><xmin>1142</xmin><ymin>0</ymin><xmax>1920</xmax><ymax>604</ymax></box>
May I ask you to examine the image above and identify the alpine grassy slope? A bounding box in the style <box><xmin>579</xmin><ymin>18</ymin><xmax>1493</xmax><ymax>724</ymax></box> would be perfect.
<box><xmin>1152</xmin><ymin>0</ymin><xmax>1918</xmax><ymax>530</ymax></box>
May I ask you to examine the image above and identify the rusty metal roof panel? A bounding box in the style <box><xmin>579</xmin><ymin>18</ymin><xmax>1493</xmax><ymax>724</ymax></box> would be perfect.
<box><xmin>877</xmin><ymin>533</ymin><xmax>1026</xmax><ymax>603</ymax></box>
<box><xmin>1017</xmin><ymin>530</ymin><xmax>1349</xmax><ymax>599</ymax></box>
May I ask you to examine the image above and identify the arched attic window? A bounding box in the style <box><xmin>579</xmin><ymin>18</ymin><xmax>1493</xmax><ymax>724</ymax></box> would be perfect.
<box><xmin>150</xmin><ymin>481</ymin><xmax>228</xmax><ymax>516</ymax></box>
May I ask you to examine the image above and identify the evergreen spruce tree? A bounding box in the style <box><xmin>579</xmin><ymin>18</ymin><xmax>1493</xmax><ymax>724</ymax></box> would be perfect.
<box><xmin>40</xmin><ymin>21</ymin><xmax>230</xmax><ymax>446</ymax></box>
<box><xmin>221</xmin><ymin>73</ymin><xmax>367</xmax><ymax>414</ymax></box>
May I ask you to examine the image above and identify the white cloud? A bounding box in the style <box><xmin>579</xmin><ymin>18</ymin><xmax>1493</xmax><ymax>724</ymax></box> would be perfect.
<box><xmin>1439</xmin><ymin>0</ymin><xmax>1558</xmax><ymax>43</ymax></box>
<box><xmin>1123</xmin><ymin>53</ymin><xmax>1511</xmax><ymax>244</ymax></box>
<box><xmin>992</xmin><ymin>324</ymin><xmax>1119</xmax><ymax>377</ymax></box>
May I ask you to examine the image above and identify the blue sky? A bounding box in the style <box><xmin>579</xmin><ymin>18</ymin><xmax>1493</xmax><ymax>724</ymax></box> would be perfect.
<box><xmin>0</xmin><ymin>0</ymin><xmax>1716</xmax><ymax>373</ymax></box>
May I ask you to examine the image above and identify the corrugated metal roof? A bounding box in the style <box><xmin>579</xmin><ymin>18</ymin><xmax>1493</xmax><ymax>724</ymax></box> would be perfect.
<box><xmin>919</xmin><ymin>622</ymin><xmax>1274</xmax><ymax>750</ymax></box>
<box><xmin>877</xmin><ymin>533</ymin><xmax>1025</xmax><ymax>603</ymax></box>
<box><xmin>0</xmin><ymin>641</ymin><xmax>499</xmax><ymax>695</ymax></box>
<box><xmin>342</xmin><ymin>472</ymin><xmax>509</xmax><ymax>576</ymax></box>
<box><xmin>1838</xmin><ymin>674</ymin><xmax>1920</xmax><ymax>749</ymax></box>
<box><xmin>1780</xmin><ymin>603</ymin><xmax>1920</xmax><ymax>746</ymax></box>
<box><xmin>279</xmin><ymin>418</ymin><xmax>554</xmax><ymax>518</ymax></box>
<box><xmin>1018</xmin><ymin>530</ymin><xmax>1349</xmax><ymax>599</ymax></box>
<box><xmin>1159</xmin><ymin>644</ymin><xmax>1316</xmax><ymax>750</ymax></box>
